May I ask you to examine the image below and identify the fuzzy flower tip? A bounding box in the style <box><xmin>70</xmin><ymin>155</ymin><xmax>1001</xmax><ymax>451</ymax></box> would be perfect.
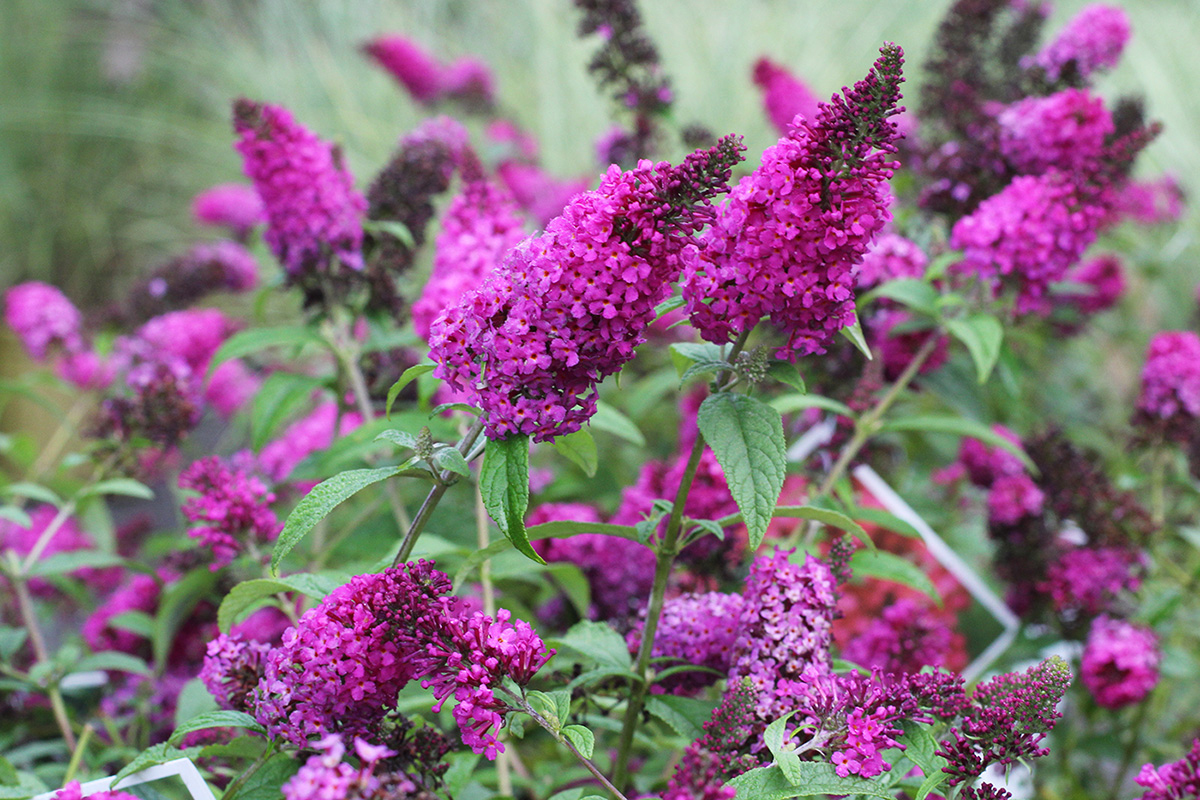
<box><xmin>1034</xmin><ymin>3</ymin><xmax>1131</xmax><ymax>82</ymax></box>
<box><xmin>412</xmin><ymin>179</ymin><xmax>528</xmax><ymax>341</ymax></box>
<box><xmin>4</xmin><ymin>282</ymin><xmax>84</xmax><ymax>361</ymax></box>
<box><xmin>191</xmin><ymin>183</ymin><xmax>265</xmax><ymax>237</ymax></box>
<box><xmin>950</xmin><ymin>171</ymin><xmax>1107</xmax><ymax>315</ymax></box>
<box><xmin>1081</xmin><ymin>615</ymin><xmax>1160</xmax><ymax>709</ymax></box>
<box><xmin>1137</xmin><ymin>331</ymin><xmax>1200</xmax><ymax>422</ymax></box>
<box><xmin>682</xmin><ymin>44</ymin><xmax>903</xmax><ymax>360</ymax></box>
<box><xmin>430</xmin><ymin>136</ymin><xmax>744</xmax><ymax>442</ymax></box>
<box><xmin>1136</xmin><ymin>738</ymin><xmax>1200</xmax><ymax>800</ymax></box>
<box><xmin>752</xmin><ymin>57</ymin><xmax>820</xmax><ymax>134</ymax></box>
<box><xmin>233</xmin><ymin>99</ymin><xmax>366</xmax><ymax>277</ymax></box>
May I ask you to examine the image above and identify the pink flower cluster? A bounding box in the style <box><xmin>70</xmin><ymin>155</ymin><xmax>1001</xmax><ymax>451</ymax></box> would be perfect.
<box><xmin>841</xmin><ymin>596</ymin><xmax>959</xmax><ymax>674</ymax></box>
<box><xmin>683</xmin><ymin>46</ymin><xmax>903</xmax><ymax>359</ymax></box>
<box><xmin>728</xmin><ymin>549</ymin><xmax>838</xmax><ymax>722</ymax></box>
<box><xmin>1115</xmin><ymin>176</ymin><xmax>1185</xmax><ymax>226</ymax></box>
<box><xmin>987</xmin><ymin>473</ymin><xmax>1046</xmax><ymax>526</ymax></box>
<box><xmin>431</xmin><ymin>139</ymin><xmax>740</xmax><ymax>441</ymax></box>
<box><xmin>1136</xmin><ymin>738</ymin><xmax>1200</xmax><ymax>800</ymax></box>
<box><xmin>0</xmin><ymin>505</ymin><xmax>117</xmax><ymax>598</ymax></box>
<box><xmin>191</xmin><ymin>183</ymin><xmax>265</xmax><ymax>239</ymax></box>
<box><xmin>259</xmin><ymin>400</ymin><xmax>364</xmax><ymax>485</ymax></box>
<box><xmin>183</xmin><ymin>240</ymin><xmax>260</xmax><ymax>292</ymax></box>
<box><xmin>282</xmin><ymin>734</ymin><xmax>396</xmax><ymax>800</ymax></box>
<box><xmin>996</xmin><ymin>89</ymin><xmax>1114</xmax><ymax>175</ymax></box>
<box><xmin>872</xmin><ymin>310</ymin><xmax>949</xmax><ymax>381</ymax></box>
<box><xmin>1041</xmin><ymin>546</ymin><xmax>1142</xmax><ymax>617</ymax></box>
<box><xmin>854</xmin><ymin>233</ymin><xmax>928</xmax><ymax>292</ymax></box>
<box><xmin>665</xmin><ymin>680</ymin><xmax>760</xmax><ymax>800</ymax></box>
<box><xmin>833</xmin><ymin>705</ymin><xmax>903</xmax><ymax>778</ymax></box>
<box><xmin>950</xmin><ymin>171</ymin><xmax>1108</xmax><ymax>314</ymax></box>
<box><xmin>411</xmin><ymin>179</ymin><xmax>528</xmax><ymax>341</ymax></box>
<box><xmin>180</xmin><ymin>456</ymin><xmax>280</xmax><ymax>568</ymax></box>
<box><xmin>253</xmin><ymin>561</ymin><xmax>552</xmax><ymax>758</ymax></box>
<box><xmin>627</xmin><ymin>591</ymin><xmax>744</xmax><ymax>695</ymax></box>
<box><xmin>1081</xmin><ymin>615</ymin><xmax>1160</xmax><ymax>709</ymax></box>
<box><xmin>1033</xmin><ymin>3</ymin><xmax>1131</xmax><ymax>82</ymax></box>
<box><xmin>233</xmin><ymin>99</ymin><xmax>366</xmax><ymax>277</ymax></box>
<box><xmin>752</xmin><ymin>57</ymin><xmax>820</xmax><ymax>135</ymax></box>
<box><xmin>1137</xmin><ymin>331</ymin><xmax>1200</xmax><ymax>421</ymax></box>
<box><xmin>4</xmin><ymin>282</ymin><xmax>85</xmax><ymax>361</ymax></box>
<box><xmin>364</xmin><ymin>36</ymin><xmax>495</xmax><ymax>109</ymax></box>
<box><xmin>53</xmin><ymin>783</ymin><xmax>141</xmax><ymax>800</ymax></box>
<box><xmin>201</xmin><ymin>632</ymin><xmax>271</xmax><ymax>713</ymax></box>
<box><xmin>1058</xmin><ymin>253</ymin><xmax>1125</xmax><ymax>315</ymax></box>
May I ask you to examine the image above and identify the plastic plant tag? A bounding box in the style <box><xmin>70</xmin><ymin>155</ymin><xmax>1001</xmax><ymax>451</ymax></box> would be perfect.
<box><xmin>32</xmin><ymin>758</ymin><xmax>216</xmax><ymax>800</ymax></box>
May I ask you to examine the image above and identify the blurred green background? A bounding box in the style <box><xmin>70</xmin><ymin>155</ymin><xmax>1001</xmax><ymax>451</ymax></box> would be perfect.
<box><xmin>1</xmin><ymin>0</ymin><xmax>1196</xmax><ymax>319</ymax></box>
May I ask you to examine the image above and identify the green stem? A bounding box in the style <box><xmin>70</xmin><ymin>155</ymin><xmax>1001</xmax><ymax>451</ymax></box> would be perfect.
<box><xmin>611</xmin><ymin>330</ymin><xmax>751</xmax><ymax>790</ymax></box>
<box><xmin>20</xmin><ymin>500</ymin><xmax>76</xmax><ymax>574</ymax></box>
<box><xmin>506</xmin><ymin>690</ymin><xmax>630</xmax><ymax>800</ymax></box>
<box><xmin>1149</xmin><ymin>448</ymin><xmax>1167</xmax><ymax>529</ymax></box>
<box><xmin>1108</xmin><ymin>699</ymin><xmax>1151</xmax><ymax>800</ymax></box>
<box><xmin>392</xmin><ymin>416</ymin><xmax>488</xmax><ymax>567</ymax></box>
<box><xmin>28</xmin><ymin>396</ymin><xmax>91</xmax><ymax>484</ymax></box>
<box><xmin>7</xmin><ymin>559</ymin><xmax>76</xmax><ymax>750</ymax></box>
<box><xmin>220</xmin><ymin>738</ymin><xmax>278</xmax><ymax>800</ymax></box>
<box><xmin>64</xmin><ymin>724</ymin><xmax>94</xmax><ymax>784</ymax></box>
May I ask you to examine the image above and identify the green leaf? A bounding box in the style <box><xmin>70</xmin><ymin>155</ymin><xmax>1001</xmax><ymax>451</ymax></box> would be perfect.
<box><xmin>645</xmin><ymin>695</ymin><xmax>716</xmax><ymax>741</ymax></box>
<box><xmin>0</xmin><ymin>627</ymin><xmax>29</xmax><ymax>661</ymax></box>
<box><xmin>552</xmin><ymin>429</ymin><xmax>598</xmax><ymax>477</ymax></box>
<box><xmin>76</xmin><ymin>478</ymin><xmax>154</xmax><ymax>501</ymax></box>
<box><xmin>562</xmin><ymin>725</ymin><xmax>595</xmax><ymax>759</ymax></box>
<box><xmin>271</xmin><ymin>466</ymin><xmax>403</xmax><ymax>574</ymax></box>
<box><xmin>679</xmin><ymin>358</ymin><xmax>735</xmax><ymax>385</ymax></box>
<box><xmin>776</xmin><ymin>505</ymin><xmax>874</xmax><ymax>551</ymax></box>
<box><xmin>218</xmin><ymin>574</ymin><xmax>343</xmax><ymax>633</ymax></box>
<box><xmin>850</xmin><ymin>550</ymin><xmax>939</xmax><ymax>604</ymax></box>
<box><xmin>698</xmin><ymin>393</ymin><xmax>786</xmax><ymax>551</ymax></box>
<box><xmin>653</xmin><ymin>295</ymin><xmax>686</xmax><ymax>320</ymax></box>
<box><xmin>250</xmin><ymin>373</ymin><xmax>325</xmax><ymax>451</ymax></box>
<box><xmin>898</xmin><ymin>722</ymin><xmax>950</xmax><ymax>800</ymax></box>
<box><xmin>153</xmin><ymin>569</ymin><xmax>218</xmax><ymax>667</ymax></box>
<box><xmin>198</xmin><ymin>735</ymin><xmax>269</xmax><ymax>761</ymax></box>
<box><xmin>527</xmin><ymin>690</ymin><xmax>562</xmax><ymax>729</ymax></box>
<box><xmin>839</xmin><ymin>313</ymin><xmax>873</xmax><ymax>360</ymax></box>
<box><xmin>590</xmin><ymin>401</ymin><xmax>645</xmax><ymax>446</ymax></box>
<box><xmin>728</xmin><ymin>763</ymin><xmax>897</xmax><ymax>799</ymax></box>
<box><xmin>766</xmin><ymin>362</ymin><xmax>806</xmax><ymax>393</ymax></box>
<box><xmin>387</xmin><ymin>364</ymin><xmax>435</xmax><ymax>418</ymax></box>
<box><xmin>545</xmin><ymin>563</ymin><xmax>591</xmax><ymax>620</ymax></box>
<box><xmin>3</xmin><ymin>482</ymin><xmax>61</xmax><ymax>506</ymax></box>
<box><xmin>208</xmin><ymin>326</ymin><xmax>323</xmax><ymax>374</ymax></box>
<box><xmin>669</xmin><ymin>342</ymin><xmax>728</xmax><ymax>377</ymax></box>
<box><xmin>432</xmin><ymin>445</ymin><xmax>471</xmax><ymax>478</ymax></box>
<box><xmin>224</xmin><ymin>753</ymin><xmax>300</xmax><ymax>800</ymax></box>
<box><xmin>168</xmin><ymin>710</ymin><xmax>265</xmax><ymax>745</ymax></box>
<box><xmin>770</xmin><ymin>393</ymin><xmax>855</xmax><ymax>419</ymax></box>
<box><xmin>878</xmin><ymin>415</ymin><xmax>1034</xmax><ymax>472</ymax></box>
<box><xmin>175</xmin><ymin>677</ymin><xmax>220</xmax><ymax>727</ymax></box>
<box><xmin>863</xmin><ymin>278</ymin><xmax>938</xmax><ymax>315</ymax></box>
<box><xmin>108</xmin><ymin>610</ymin><xmax>155</xmax><ymax>639</ymax></box>
<box><xmin>551</xmin><ymin>620</ymin><xmax>632</xmax><ymax>670</ymax></box>
<box><xmin>763</xmin><ymin>712</ymin><xmax>803</xmax><ymax>785</ymax></box>
<box><xmin>364</xmin><ymin>218</ymin><xmax>416</xmax><ymax>249</ymax></box>
<box><xmin>375</xmin><ymin>429</ymin><xmax>420</xmax><ymax>450</ymax></box>
<box><xmin>945</xmin><ymin>314</ymin><xmax>1003</xmax><ymax>384</ymax></box>
<box><xmin>73</xmin><ymin>651</ymin><xmax>150</xmax><ymax>676</ymax></box>
<box><xmin>27</xmin><ymin>550</ymin><xmax>125</xmax><ymax>577</ymax></box>
<box><xmin>0</xmin><ymin>506</ymin><xmax>32</xmax><ymax>529</ymax></box>
<box><xmin>479</xmin><ymin>436</ymin><xmax>541</xmax><ymax>564</ymax></box>
<box><xmin>924</xmin><ymin>250</ymin><xmax>963</xmax><ymax>282</ymax></box>
<box><xmin>112</xmin><ymin>744</ymin><xmax>205</xmax><ymax>787</ymax></box>
<box><xmin>850</xmin><ymin>507</ymin><xmax>919</xmax><ymax>538</ymax></box>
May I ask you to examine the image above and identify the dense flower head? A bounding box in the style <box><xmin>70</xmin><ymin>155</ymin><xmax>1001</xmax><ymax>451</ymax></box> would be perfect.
<box><xmin>854</xmin><ymin>233</ymin><xmax>928</xmax><ymax>292</ymax></box>
<box><xmin>682</xmin><ymin>45</ymin><xmax>903</xmax><ymax>359</ymax></box>
<box><xmin>180</xmin><ymin>456</ymin><xmax>280</xmax><ymax>568</ymax></box>
<box><xmin>939</xmin><ymin>657</ymin><xmax>1072</xmax><ymax>786</ymax></box>
<box><xmin>259</xmin><ymin>400</ymin><xmax>364</xmax><ymax>484</ymax></box>
<box><xmin>233</xmin><ymin>99</ymin><xmax>366</xmax><ymax>277</ymax></box>
<box><xmin>191</xmin><ymin>183</ymin><xmax>265</xmax><ymax>238</ymax></box>
<box><xmin>665</xmin><ymin>680</ymin><xmax>761</xmax><ymax>800</ymax></box>
<box><xmin>1136</xmin><ymin>331</ymin><xmax>1200</xmax><ymax>422</ymax></box>
<box><xmin>430</xmin><ymin>137</ymin><xmax>743</xmax><ymax>441</ymax></box>
<box><xmin>4</xmin><ymin>281</ymin><xmax>84</xmax><ymax>361</ymax></box>
<box><xmin>1058</xmin><ymin>252</ymin><xmax>1125</xmax><ymax>316</ymax></box>
<box><xmin>412</xmin><ymin>179</ymin><xmax>528</xmax><ymax>341</ymax></box>
<box><xmin>627</xmin><ymin>591</ymin><xmax>743</xmax><ymax>695</ymax></box>
<box><xmin>996</xmin><ymin>89</ymin><xmax>1114</xmax><ymax>175</ymax></box>
<box><xmin>364</xmin><ymin>36</ymin><xmax>444</xmax><ymax>103</ymax></box>
<box><xmin>282</xmin><ymin>734</ymin><xmax>397</xmax><ymax>800</ymax></box>
<box><xmin>987</xmin><ymin>473</ymin><xmax>1045</xmax><ymax>526</ymax></box>
<box><xmin>0</xmin><ymin>505</ymin><xmax>115</xmax><ymax>598</ymax></box>
<box><xmin>125</xmin><ymin>241</ymin><xmax>260</xmax><ymax>323</ymax></box>
<box><xmin>1136</xmin><ymin>738</ymin><xmax>1200</xmax><ymax>800</ymax></box>
<box><xmin>136</xmin><ymin>309</ymin><xmax>240</xmax><ymax>374</ymax></box>
<box><xmin>1041</xmin><ymin>546</ymin><xmax>1142</xmax><ymax>617</ymax></box>
<box><xmin>950</xmin><ymin>171</ymin><xmax>1108</xmax><ymax>314</ymax></box>
<box><xmin>752</xmin><ymin>57</ymin><xmax>820</xmax><ymax>134</ymax></box>
<box><xmin>1033</xmin><ymin>3</ymin><xmax>1131</xmax><ymax>82</ymax></box>
<box><xmin>957</xmin><ymin>426</ymin><xmax>1026</xmax><ymax>488</ymax></box>
<box><xmin>201</xmin><ymin>632</ymin><xmax>272</xmax><ymax>713</ymax></box>
<box><xmin>729</xmin><ymin>549</ymin><xmax>838</xmax><ymax>722</ymax></box>
<box><xmin>841</xmin><ymin>596</ymin><xmax>959</xmax><ymax>674</ymax></box>
<box><xmin>97</xmin><ymin>358</ymin><xmax>203</xmax><ymax>450</ymax></box>
<box><xmin>54</xmin><ymin>782</ymin><xmax>142</xmax><ymax>800</ymax></box>
<box><xmin>441</xmin><ymin>57</ymin><xmax>496</xmax><ymax>109</ymax></box>
<box><xmin>254</xmin><ymin>561</ymin><xmax>552</xmax><ymax>758</ymax></box>
<box><xmin>1081</xmin><ymin>615</ymin><xmax>1160</xmax><ymax>709</ymax></box>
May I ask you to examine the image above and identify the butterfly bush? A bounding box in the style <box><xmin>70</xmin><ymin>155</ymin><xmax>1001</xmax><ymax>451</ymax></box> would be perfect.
<box><xmin>682</xmin><ymin>44</ymin><xmax>904</xmax><ymax>359</ymax></box>
<box><xmin>430</xmin><ymin>136</ymin><xmax>744</xmax><ymax>441</ymax></box>
<box><xmin>627</xmin><ymin>591</ymin><xmax>744</xmax><ymax>695</ymax></box>
<box><xmin>1032</xmin><ymin>3</ymin><xmax>1131</xmax><ymax>82</ymax></box>
<box><xmin>191</xmin><ymin>183</ymin><xmax>265</xmax><ymax>238</ymax></box>
<box><xmin>179</xmin><ymin>456</ymin><xmax>280</xmax><ymax>568</ymax></box>
<box><xmin>4</xmin><ymin>281</ymin><xmax>84</xmax><ymax>361</ymax></box>
<box><xmin>1081</xmin><ymin>615</ymin><xmax>1160</xmax><ymax>709</ymax></box>
<box><xmin>752</xmin><ymin>57</ymin><xmax>820</xmax><ymax>135</ymax></box>
<box><xmin>1135</xmin><ymin>331</ymin><xmax>1200</xmax><ymax>441</ymax></box>
<box><xmin>1136</xmin><ymin>738</ymin><xmax>1200</xmax><ymax>800</ymax></box>
<box><xmin>996</xmin><ymin>88</ymin><xmax>1114</xmax><ymax>175</ymax></box>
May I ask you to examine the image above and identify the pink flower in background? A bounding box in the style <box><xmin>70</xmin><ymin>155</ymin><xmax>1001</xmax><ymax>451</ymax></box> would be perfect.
<box><xmin>752</xmin><ymin>57</ymin><xmax>821</xmax><ymax>133</ymax></box>
<box><xmin>1033</xmin><ymin>3</ymin><xmax>1131</xmax><ymax>82</ymax></box>
<box><xmin>259</xmin><ymin>400</ymin><xmax>364</xmax><ymax>484</ymax></box>
<box><xmin>1115</xmin><ymin>175</ymin><xmax>1185</xmax><ymax>225</ymax></box>
<box><xmin>627</xmin><ymin>592</ymin><xmax>744</xmax><ymax>695</ymax></box>
<box><xmin>495</xmin><ymin>162</ymin><xmax>590</xmax><ymax>226</ymax></box>
<box><xmin>1042</xmin><ymin>546</ymin><xmax>1142</xmax><ymax>616</ymax></box>
<box><xmin>4</xmin><ymin>281</ymin><xmax>84</xmax><ymax>361</ymax></box>
<box><xmin>363</xmin><ymin>36</ymin><xmax>447</xmax><ymax>104</ymax></box>
<box><xmin>180</xmin><ymin>455</ymin><xmax>280</xmax><ymax>569</ymax></box>
<box><xmin>1081</xmin><ymin>615</ymin><xmax>1160</xmax><ymax>709</ymax></box>
<box><xmin>996</xmin><ymin>89</ymin><xmax>1114</xmax><ymax>175</ymax></box>
<box><xmin>54</xmin><ymin>783</ymin><xmax>141</xmax><ymax>800</ymax></box>
<box><xmin>233</xmin><ymin>100</ymin><xmax>366</xmax><ymax>276</ymax></box>
<box><xmin>1136</xmin><ymin>331</ymin><xmax>1200</xmax><ymax>421</ymax></box>
<box><xmin>56</xmin><ymin>350</ymin><xmax>114</xmax><ymax>391</ymax></box>
<box><xmin>1059</xmin><ymin>253</ymin><xmax>1125</xmax><ymax>315</ymax></box>
<box><xmin>0</xmin><ymin>505</ymin><xmax>118</xmax><ymax>597</ymax></box>
<box><xmin>136</xmin><ymin>309</ymin><xmax>240</xmax><ymax>373</ymax></box>
<box><xmin>191</xmin><ymin>183</ymin><xmax>265</xmax><ymax>238</ymax></box>
<box><xmin>955</xmin><ymin>425</ymin><xmax>1026</xmax><ymax>488</ymax></box>
<box><xmin>987</xmin><ymin>473</ymin><xmax>1045</xmax><ymax>526</ymax></box>
<box><xmin>442</xmin><ymin>57</ymin><xmax>496</xmax><ymax>108</ymax></box>
<box><xmin>855</xmin><ymin>233</ymin><xmax>928</xmax><ymax>291</ymax></box>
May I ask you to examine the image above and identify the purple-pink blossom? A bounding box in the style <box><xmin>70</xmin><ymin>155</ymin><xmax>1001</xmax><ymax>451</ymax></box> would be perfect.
<box><xmin>233</xmin><ymin>99</ymin><xmax>366</xmax><ymax>277</ymax></box>
<box><xmin>1033</xmin><ymin>3</ymin><xmax>1131</xmax><ymax>82</ymax></box>
<box><xmin>4</xmin><ymin>281</ymin><xmax>84</xmax><ymax>361</ymax></box>
<box><xmin>1041</xmin><ymin>546</ymin><xmax>1142</xmax><ymax>617</ymax></box>
<box><xmin>1136</xmin><ymin>738</ymin><xmax>1200</xmax><ymax>800</ymax></box>
<box><xmin>854</xmin><ymin>233</ymin><xmax>928</xmax><ymax>292</ymax></box>
<box><xmin>201</xmin><ymin>633</ymin><xmax>272</xmax><ymax>713</ymax></box>
<box><xmin>259</xmin><ymin>400</ymin><xmax>364</xmax><ymax>484</ymax></box>
<box><xmin>627</xmin><ymin>591</ymin><xmax>744</xmax><ymax>695</ymax></box>
<box><xmin>1081</xmin><ymin>615</ymin><xmax>1160</xmax><ymax>709</ymax></box>
<box><xmin>996</xmin><ymin>89</ymin><xmax>1114</xmax><ymax>175</ymax></box>
<box><xmin>987</xmin><ymin>473</ymin><xmax>1045</xmax><ymax>526</ymax></box>
<box><xmin>752</xmin><ymin>57</ymin><xmax>821</xmax><ymax>134</ymax></box>
<box><xmin>180</xmin><ymin>456</ymin><xmax>280</xmax><ymax>569</ymax></box>
<box><xmin>1137</xmin><ymin>331</ymin><xmax>1200</xmax><ymax>421</ymax></box>
<box><xmin>191</xmin><ymin>183</ymin><xmax>265</xmax><ymax>238</ymax></box>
